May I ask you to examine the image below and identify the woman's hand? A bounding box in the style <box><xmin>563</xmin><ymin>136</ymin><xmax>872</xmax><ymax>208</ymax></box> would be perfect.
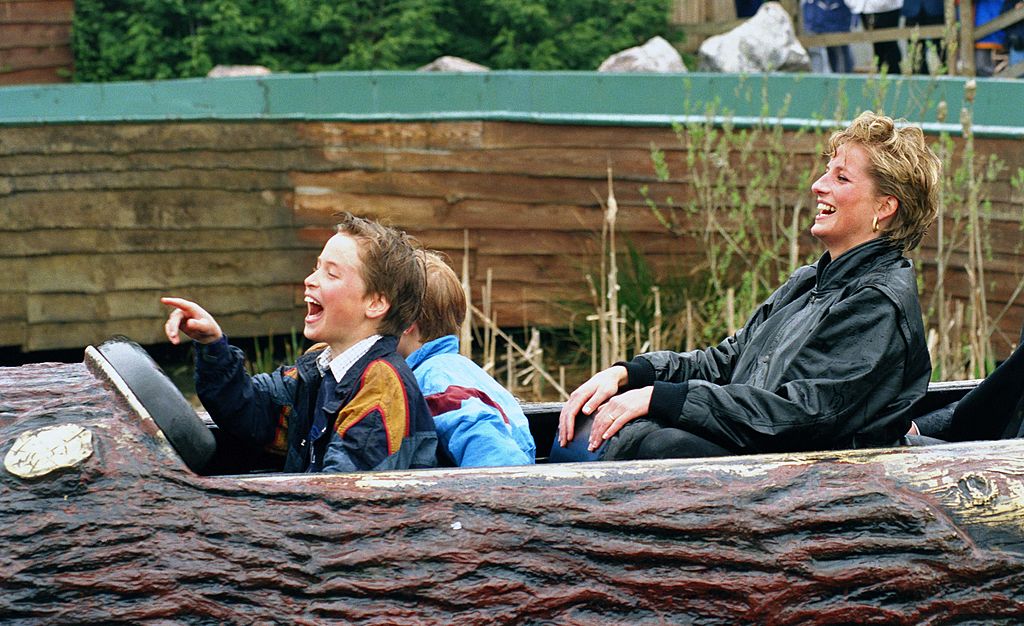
<box><xmin>161</xmin><ymin>297</ymin><xmax>223</xmax><ymax>345</ymax></box>
<box><xmin>588</xmin><ymin>386</ymin><xmax>653</xmax><ymax>452</ymax></box>
<box><xmin>558</xmin><ymin>365</ymin><xmax>628</xmax><ymax>447</ymax></box>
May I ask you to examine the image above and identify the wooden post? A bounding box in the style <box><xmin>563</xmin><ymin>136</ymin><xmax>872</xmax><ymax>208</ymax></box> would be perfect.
<box><xmin>944</xmin><ymin>0</ymin><xmax>959</xmax><ymax>75</ymax></box>
<box><xmin>961</xmin><ymin>0</ymin><xmax>976</xmax><ymax>76</ymax></box>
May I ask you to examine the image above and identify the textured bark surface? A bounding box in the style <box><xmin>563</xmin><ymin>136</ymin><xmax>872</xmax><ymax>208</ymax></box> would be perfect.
<box><xmin>2</xmin><ymin>361</ymin><xmax>1024</xmax><ymax>624</ymax></box>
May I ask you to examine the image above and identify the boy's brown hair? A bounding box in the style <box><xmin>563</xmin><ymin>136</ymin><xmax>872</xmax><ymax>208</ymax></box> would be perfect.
<box><xmin>415</xmin><ymin>250</ymin><xmax>467</xmax><ymax>343</ymax></box>
<box><xmin>335</xmin><ymin>212</ymin><xmax>425</xmax><ymax>337</ymax></box>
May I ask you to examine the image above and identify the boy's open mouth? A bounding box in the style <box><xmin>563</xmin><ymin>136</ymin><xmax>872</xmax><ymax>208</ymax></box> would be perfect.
<box><xmin>816</xmin><ymin>202</ymin><xmax>836</xmax><ymax>216</ymax></box>
<box><xmin>304</xmin><ymin>295</ymin><xmax>324</xmax><ymax>322</ymax></box>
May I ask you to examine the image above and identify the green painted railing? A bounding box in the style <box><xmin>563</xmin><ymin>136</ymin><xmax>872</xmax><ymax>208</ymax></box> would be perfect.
<box><xmin>1</xmin><ymin>71</ymin><xmax>1022</xmax><ymax>137</ymax></box>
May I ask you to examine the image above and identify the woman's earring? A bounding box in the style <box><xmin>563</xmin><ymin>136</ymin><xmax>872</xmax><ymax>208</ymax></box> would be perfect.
<box><xmin>872</xmin><ymin>214</ymin><xmax>880</xmax><ymax>232</ymax></box>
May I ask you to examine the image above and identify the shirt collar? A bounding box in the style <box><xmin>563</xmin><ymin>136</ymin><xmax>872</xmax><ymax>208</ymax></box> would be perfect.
<box><xmin>315</xmin><ymin>335</ymin><xmax>382</xmax><ymax>382</ymax></box>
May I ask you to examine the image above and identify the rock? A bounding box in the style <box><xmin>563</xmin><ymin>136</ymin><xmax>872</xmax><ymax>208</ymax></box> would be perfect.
<box><xmin>598</xmin><ymin>36</ymin><xmax>687</xmax><ymax>73</ymax></box>
<box><xmin>698</xmin><ymin>2</ymin><xmax>811</xmax><ymax>73</ymax></box>
<box><xmin>207</xmin><ymin>65</ymin><xmax>272</xmax><ymax>78</ymax></box>
<box><xmin>417</xmin><ymin>56</ymin><xmax>490</xmax><ymax>72</ymax></box>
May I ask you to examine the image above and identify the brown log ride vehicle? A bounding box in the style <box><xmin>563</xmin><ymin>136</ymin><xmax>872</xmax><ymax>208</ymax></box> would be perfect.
<box><xmin>2</xmin><ymin>337</ymin><xmax>1023</xmax><ymax>624</ymax></box>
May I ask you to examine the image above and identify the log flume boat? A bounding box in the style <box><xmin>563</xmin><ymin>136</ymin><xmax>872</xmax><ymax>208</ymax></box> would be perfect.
<box><xmin>2</xmin><ymin>337</ymin><xmax>1023</xmax><ymax>624</ymax></box>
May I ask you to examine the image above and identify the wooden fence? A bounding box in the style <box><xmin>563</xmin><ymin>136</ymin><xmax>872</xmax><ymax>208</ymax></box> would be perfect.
<box><xmin>0</xmin><ymin>0</ymin><xmax>73</xmax><ymax>85</ymax></box>
<box><xmin>1</xmin><ymin>73</ymin><xmax>1022</xmax><ymax>367</ymax></box>
<box><xmin>2</xmin><ymin>119</ymin><xmax>1022</xmax><ymax>357</ymax></box>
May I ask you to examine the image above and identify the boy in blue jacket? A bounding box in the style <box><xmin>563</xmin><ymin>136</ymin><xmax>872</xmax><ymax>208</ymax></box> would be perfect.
<box><xmin>397</xmin><ymin>251</ymin><xmax>536</xmax><ymax>467</ymax></box>
<box><xmin>162</xmin><ymin>213</ymin><xmax>437</xmax><ymax>473</ymax></box>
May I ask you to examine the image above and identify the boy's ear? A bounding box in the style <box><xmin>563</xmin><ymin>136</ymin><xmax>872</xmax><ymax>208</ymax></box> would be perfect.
<box><xmin>365</xmin><ymin>292</ymin><xmax>390</xmax><ymax>321</ymax></box>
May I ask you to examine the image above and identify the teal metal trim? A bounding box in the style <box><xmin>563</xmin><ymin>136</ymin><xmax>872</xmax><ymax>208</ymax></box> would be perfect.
<box><xmin>2</xmin><ymin>71</ymin><xmax>1022</xmax><ymax>138</ymax></box>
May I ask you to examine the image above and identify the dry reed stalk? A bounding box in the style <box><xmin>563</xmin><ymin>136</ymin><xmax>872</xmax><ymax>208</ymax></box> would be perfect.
<box><xmin>726</xmin><ymin>288</ymin><xmax>736</xmax><ymax>335</ymax></box>
<box><xmin>460</xmin><ymin>230</ymin><xmax>473</xmax><ymax>359</ymax></box>
<box><xmin>482</xmin><ymin>268</ymin><xmax>496</xmax><ymax>373</ymax></box>
<box><xmin>470</xmin><ymin>302</ymin><xmax>569</xmax><ymax>400</ymax></box>
<box><xmin>606</xmin><ymin>166</ymin><xmax>621</xmax><ymax>369</ymax></box>
<box><xmin>652</xmin><ymin>286</ymin><xmax>663</xmax><ymax>351</ymax></box>
<box><xmin>532</xmin><ymin>329</ymin><xmax>543</xmax><ymax>398</ymax></box>
<box><xmin>685</xmin><ymin>300</ymin><xmax>694</xmax><ymax>351</ymax></box>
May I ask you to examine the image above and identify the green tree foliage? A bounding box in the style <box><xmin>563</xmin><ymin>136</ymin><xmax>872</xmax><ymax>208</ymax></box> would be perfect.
<box><xmin>72</xmin><ymin>0</ymin><xmax>673</xmax><ymax>81</ymax></box>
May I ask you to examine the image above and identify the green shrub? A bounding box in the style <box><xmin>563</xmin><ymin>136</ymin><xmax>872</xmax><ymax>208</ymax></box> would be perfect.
<box><xmin>72</xmin><ymin>0</ymin><xmax>674</xmax><ymax>81</ymax></box>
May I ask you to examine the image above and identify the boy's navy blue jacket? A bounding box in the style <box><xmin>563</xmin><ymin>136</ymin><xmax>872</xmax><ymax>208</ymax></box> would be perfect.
<box><xmin>194</xmin><ymin>335</ymin><xmax>437</xmax><ymax>473</ymax></box>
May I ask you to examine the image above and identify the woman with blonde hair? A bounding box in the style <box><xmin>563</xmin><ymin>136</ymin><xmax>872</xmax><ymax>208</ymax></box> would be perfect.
<box><xmin>558</xmin><ymin>111</ymin><xmax>941</xmax><ymax>460</ymax></box>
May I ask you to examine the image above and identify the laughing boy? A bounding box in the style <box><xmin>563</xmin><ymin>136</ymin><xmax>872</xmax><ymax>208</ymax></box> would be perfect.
<box><xmin>162</xmin><ymin>213</ymin><xmax>437</xmax><ymax>473</ymax></box>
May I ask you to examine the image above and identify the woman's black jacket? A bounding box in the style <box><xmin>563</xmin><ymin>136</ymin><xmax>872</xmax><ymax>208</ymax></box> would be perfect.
<box><xmin>620</xmin><ymin>238</ymin><xmax>931</xmax><ymax>453</ymax></box>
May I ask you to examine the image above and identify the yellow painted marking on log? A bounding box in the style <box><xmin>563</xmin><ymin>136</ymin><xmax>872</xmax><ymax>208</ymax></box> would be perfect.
<box><xmin>4</xmin><ymin>424</ymin><xmax>93</xmax><ymax>479</ymax></box>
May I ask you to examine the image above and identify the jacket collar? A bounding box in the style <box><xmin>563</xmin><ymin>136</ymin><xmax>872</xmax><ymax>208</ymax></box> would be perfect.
<box><xmin>296</xmin><ymin>334</ymin><xmax>401</xmax><ymax>382</ymax></box>
<box><xmin>406</xmin><ymin>335</ymin><xmax>459</xmax><ymax>371</ymax></box>
<box><xmin>814</xmin><ymin>237</ymin><xmax>903</xmax><ymax>291</ymax></box>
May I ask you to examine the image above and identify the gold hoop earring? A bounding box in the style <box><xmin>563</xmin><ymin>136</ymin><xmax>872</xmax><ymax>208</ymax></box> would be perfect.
<box><xmin>872</xmin><ymin>215</ymin><xmax>879</xmax><ymax>232</ymax></box>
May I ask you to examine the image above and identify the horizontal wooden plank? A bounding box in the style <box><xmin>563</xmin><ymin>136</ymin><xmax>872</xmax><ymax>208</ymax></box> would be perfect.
<box><xmin>24</xmin><ymin>250</ymin><xmax>309</xmax><ymax>294</ymax></box>
<box><xmin>0</xmin><ymin>226</ymin><xmax>300</xmax><ymax>257</ymax></box>
<box><xmin>0</xmin><ymin>44</ymin><xmax>72</xmax><ymax>69</ymax></box>
<box><xmin>0</xmin><ymin>123</ymin><xmax>310</xmax><ymax>156</ymax></box>
<box><xmin>0</xmin><ymin>321</ymin><xmax>26</xmax><ymax>347</ymax></box>
<box><xmin>298</xmin><ymin>122</ymin><xmax>485</xmax><ymax>150</ymax></box>
<box><xmin>0</xmin><ymin>148</ymin><xmax>336</xmax><ymax>177</ymax></box>
<box><xmin>23</xmin><ymin>309</ymin><xmax>302</xmax><ymax>352</ymax></box>
<box><xmin>0</xmin><ymin>191</ymin><xmax>293</xmax><ymax>229</ymax></box>
<box><xmin>293</xmin><ymin>194</ymin><xmax>673</xmax><ymax>233</ymax></box>
<box><xmin>296</xmin><ymin>225</ymin><xmax>704</xmax><ymax>257</ymax></box>
<box><xmin>25</xmin><ymin>285</ymin><xmax>300</xmax><ymax>324</ymax></box>
<box><xmin>290</xmin><ymin>170</ymin><xmax>707</xmax><ymax>206</ymax></box>
<box><xmin>0</xmin><ymin>1</ymin><xmax>72</xmax><ymax>23</ymax></box>
<box><xmin>371</xmin><ymin>146</ymin><xmax>670</xmax><ymax>181</ymax></box>
<box><xmin>8</xmin><ymin>169</ymin><xmax>293</xmax><ymax>193</ymax></box>
<box><xmin>0</xmin><ymin>258</ymin><xmax>25</xmax><ymax>293</ymax></box>
<box><xmin>0</xmin><ymin>66</ymin><xmax>65</xmax><ymax>84</ymax></box>
<box><xmin>0</xmin><ymin>292</ymin><xmax>25</xmax><ymax>319</ymax></box>
<box><xmin>0</xmin><ymin>23</ymin><xmax>70</xmax><ymax>49</ymax></box>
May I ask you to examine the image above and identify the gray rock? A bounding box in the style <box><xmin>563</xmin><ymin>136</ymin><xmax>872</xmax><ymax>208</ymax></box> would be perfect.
<box><xmin>698</xmin><ymin>2</ymin><xmax>811</xmax><ymax>73</ymax></box>
<box><xmin>417</xmin><ymin>56</ymin><xmax>490</xmax><ymax>72</ymax></box>
<box><xmin>598</xmin><ymin>36</ymin><xmax>687</xmax><ymax>73</ymax></box>
<box><xmin>207</xmin><ymin>65</ymin><xmax>272</xmax><ymax>78</ymax></box>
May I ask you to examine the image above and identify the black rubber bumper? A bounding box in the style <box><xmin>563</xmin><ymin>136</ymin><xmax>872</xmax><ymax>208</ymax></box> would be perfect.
<box><xmin>97</xmin><ymin>337</ymin><xmax>216</xmax><ymax>473</ymax></box>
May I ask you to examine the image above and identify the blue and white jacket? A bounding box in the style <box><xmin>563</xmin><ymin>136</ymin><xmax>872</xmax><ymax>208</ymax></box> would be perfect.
<box><xmin>406</xmin><ymin>335</ymin><xmax>536</xmax><ymax>467</ymax></box>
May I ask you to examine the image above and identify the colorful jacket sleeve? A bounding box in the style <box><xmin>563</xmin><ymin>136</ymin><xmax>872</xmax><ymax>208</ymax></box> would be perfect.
<box><xmin>321</xmin><ymin>359</ymin><xmax>433</xmax><ymax>472</ymax></box>
<box><xmin>425</xmin><ymin>385</ymin><xmax>534</xmax><ymax>467</ymax></box>
<box><xmin>194</xmin><ymin>336</ymin><xmax>293</xmax><ymax>450</ymax></box>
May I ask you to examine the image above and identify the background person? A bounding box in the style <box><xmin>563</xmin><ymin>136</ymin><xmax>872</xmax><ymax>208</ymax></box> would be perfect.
<box><xmin>849</xmin><ymin>0</ymin><xmax>905</xmax><ymax>73</ymax></box>
<box><xmin>803</xmin><ymin>0</ymin><xmax>856</xmax><ymax>73</ymax></box>
<box><xmin>398</xmin><ymin>251</ymin><xmax>536</xmax><ymax>467</ymax></box>
<box><xmin>163</xmin><ymin>213</ymin><xmax>437</xmax><ymax>473</ymax></box>
<box><xmin>557</xmin><ymin>111</ymin><xmax>941</xmax><ymax>462</ymax></box>
<box><xmin>902</xmin><ymin>0</ymin><xmax>947</xmax><ymax>74</ymax></box>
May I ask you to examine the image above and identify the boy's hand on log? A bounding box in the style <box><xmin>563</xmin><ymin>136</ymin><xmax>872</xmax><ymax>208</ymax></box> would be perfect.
<box><xmin>161</xmin><ymin>297</ymin><xmax>223</xmax><ymax>345</ymax></box>
<box><xmin>588</xmin><ymin>386</ymin><xmax>653</xmax><ymax>452</ymax></box>
<box><xmin>558</xmin><ymin>365</ymin><xmax>627</xmax><ymax>447</ymax></box>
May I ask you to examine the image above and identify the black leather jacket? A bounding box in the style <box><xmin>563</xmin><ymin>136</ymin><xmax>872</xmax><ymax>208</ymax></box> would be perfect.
<box><xmin>621</xmin><ymin>238</ymin><xmax>931</xmax><ymax>453</ymax></box>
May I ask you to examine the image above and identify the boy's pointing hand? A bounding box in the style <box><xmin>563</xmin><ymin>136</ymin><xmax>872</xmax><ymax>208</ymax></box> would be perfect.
<box><xmin>161</xmin><ymin>297</ymin><xmax>224</xmax><ymax>345</ymax></box>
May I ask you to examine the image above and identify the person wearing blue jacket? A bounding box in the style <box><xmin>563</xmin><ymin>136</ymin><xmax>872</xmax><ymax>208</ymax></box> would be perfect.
<box><xmin>398</xmin><ymin>251</ymin><xmax>536</xmax><ymax>467</ymax></box>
